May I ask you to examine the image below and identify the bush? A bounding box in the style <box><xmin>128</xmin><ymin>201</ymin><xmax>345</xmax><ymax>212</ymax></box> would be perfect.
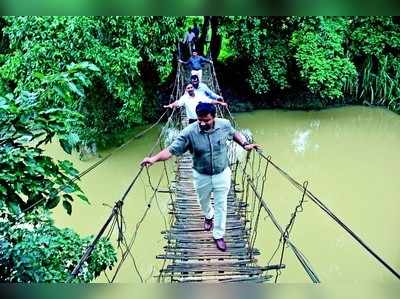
<box><xmin>0</xmin><ymin>207</ymin><xmax>116</xmax><ymax>282</ymax></box>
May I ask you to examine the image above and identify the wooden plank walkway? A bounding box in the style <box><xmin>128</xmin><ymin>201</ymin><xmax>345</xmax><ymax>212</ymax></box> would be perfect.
<box><xmin>157</xmin><ymin>152</ymin><xmax>270</xmax><ymax>282</ymax></box>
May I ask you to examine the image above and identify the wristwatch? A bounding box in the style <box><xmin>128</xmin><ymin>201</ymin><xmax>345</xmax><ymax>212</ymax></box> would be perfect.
<box><xmin>241</xmin><ymin>141</ymin><xmax>250</xmax><ymax>149</ymax></box>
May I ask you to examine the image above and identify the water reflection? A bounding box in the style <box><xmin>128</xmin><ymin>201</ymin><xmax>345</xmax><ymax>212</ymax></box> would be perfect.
<box><xmin>292</xmin><ymin>129</ymin><xmax>311</xmax><ymax>154</ymax></box>
<box><xmin>292</xmin><ymin>120</ymin><xmax>321</xmax><ymax>154</ymax></box>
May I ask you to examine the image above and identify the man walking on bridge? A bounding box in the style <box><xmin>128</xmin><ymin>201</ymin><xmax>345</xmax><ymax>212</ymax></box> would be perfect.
<box><xmin>179</xmin><ymin>50</ymin><xmax>212</xmax><ymax>82</ymax></box>
<box><xmin>164</xmin><ymin>83</ymin><xmax>226</xmax><ymax>124</ymax></box>
<box><xmin>190</xmin><ymin>74</ymin><xmax>224</xmax><ymax>102</ymax></box>
<box><xmin>140</xmin><ymin>103</ymin><xmax>260</xmax><ymax>251</ymax></box>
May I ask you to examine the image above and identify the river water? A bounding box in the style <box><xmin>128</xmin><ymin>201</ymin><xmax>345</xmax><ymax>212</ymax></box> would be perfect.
<box><xmin>49</xmin><ymin>106</ymin><xmax>400</xmax><ymax>283</ymax></box>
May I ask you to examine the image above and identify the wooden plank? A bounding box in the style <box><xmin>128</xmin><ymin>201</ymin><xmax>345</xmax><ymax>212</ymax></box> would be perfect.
<box><xmin>156</xmin><ymin>255</ymin><xmax>256</xmax><ymax>262</ymax></box>
<box><xmin>157</xmin><ymin>142</ymin><xmax>267</xmax><ymax>283</ymax></box>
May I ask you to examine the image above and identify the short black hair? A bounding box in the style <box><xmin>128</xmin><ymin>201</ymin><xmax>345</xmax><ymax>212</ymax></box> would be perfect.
<box><xmin>196</xmin><ymin>102</ymin><xmax>216</xmax><ymax>118</ymax></box>
<box><xmin>190</xmin><ymin>74</ymin><xmax>199</xmax><ymax>81</ymax></box>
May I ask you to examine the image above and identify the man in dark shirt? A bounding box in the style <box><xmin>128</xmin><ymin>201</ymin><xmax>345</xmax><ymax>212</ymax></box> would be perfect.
<box><xmin>140</xmin><ymin>103</ymin><xmax>260</xmax><ymax>251</ymax></box>
<box><xmin>179</xmin><ymin>50</ymin><xmax>212</xmax><ymax>82</ymax></box>
<box><xmin>192</xmin><ymin>23</ymin><xmax>200</xmax><ymax>39</ymax></box>
<box><xmin>192</xmin><ymin>23</ymin><xmax>200</xmax><ymax>49</ymax></box>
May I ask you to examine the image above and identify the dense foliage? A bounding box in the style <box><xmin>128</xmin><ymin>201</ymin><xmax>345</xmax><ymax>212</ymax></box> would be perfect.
<box><xmin>0</xmin><ymin>69</ymin><xmax>91</xmax><ymax>215</ymax></box>
<box><xmin>289</xmin><ymin>17</ymin><xmax>357</xmax><ymax>99</ymax></box>
<box><xmin>0</xmin><ymin>207</ymin><xmax>116</xmax><ymax>282</ymax></box>
<box><xmin>0</xmin><ymin>16</ymin><xmax>185</xmax><ymax>146</ymax></box>
<box><xmin>218</xmin><ymin>16</ymin><xmax>400</xmax><ymax>112</ymax></box>
<box><xmin>347</xmin><ymin>17</ymin><xmax>400</xmax><ymax>110</ymax></box>
<box><xmin>0</xmin><ymin>64</ymin><xmax>116</xmax><ymax>282</ymax></box>
<box><xmin>222</xmin><ymin>17</ymin><xmax>290</xmax><ymax>94</ymax></box>
<box><xmin>1</xmin><ymin>16</ymin><xmax>399</xmax><ymax>145</ymax></box>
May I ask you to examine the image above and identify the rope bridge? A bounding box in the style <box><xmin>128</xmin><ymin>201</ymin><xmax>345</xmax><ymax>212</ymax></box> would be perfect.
<box><xmin>63</xmin><ymin>54</ymin><xmax>399</xmax><ymax>283</ymax></box>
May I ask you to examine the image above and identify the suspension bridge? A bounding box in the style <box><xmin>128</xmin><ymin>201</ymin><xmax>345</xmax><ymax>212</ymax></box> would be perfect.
<box><xmin>65</xmin><ymin>57</ymin><xmax>399</xmax><ymax>283</ymax></box>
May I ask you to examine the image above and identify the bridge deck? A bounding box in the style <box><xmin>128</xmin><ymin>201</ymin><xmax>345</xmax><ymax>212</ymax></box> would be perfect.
<box><xmin>157</xmin><ymin>153</ymin><xmax>269</xmax><ymax>282</ymax></box>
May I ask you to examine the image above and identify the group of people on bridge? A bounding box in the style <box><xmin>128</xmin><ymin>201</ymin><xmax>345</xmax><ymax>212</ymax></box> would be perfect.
<box><xmin>141</xmin><ymin>53</ymin><xmax>260</xmax><ymax>252</ymax></box>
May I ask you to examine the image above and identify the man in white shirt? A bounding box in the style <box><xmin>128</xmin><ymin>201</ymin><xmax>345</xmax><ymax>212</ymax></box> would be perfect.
<box><xmin>164</xmin><ymin>83</ymin><xmax>227</xmax><ymax>124</ymax></box>
<box><xmin>191</xmin><ymin>74</ymin><xmax>223</xmax><ymax>101</ymax></box>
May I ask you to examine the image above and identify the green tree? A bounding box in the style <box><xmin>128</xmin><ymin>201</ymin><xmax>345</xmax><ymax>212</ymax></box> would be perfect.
<box><xmin>290</xmin><ymin>17</ymin><xmax>357</xmax><ymax>99</ymax></box>
<box><xmin>221</xmin><ymin>17</ymin><xmax>358</xmax><ymax>100</ymax></box>
<box><xmin>0</xmin><ymin>60</ymin><xmax>100</xmax><ymax>215</ymax></box>
<box><xmin>0</xmin><ymin>66</ymin><xmax>116</xmax><ymax>282</ymax></box>
<box><xmin>0</xmin><ymin>207</ymin><xmax>116</xmax><ymax>282</ymax></box>
<box><xmin>347</xmin><ymin>17</ymin><xmax>400</xmax><ymax>111</ymax></box>
<box><xmin>0</xmin><ymin>16</ymin><xmax>185</xmax><ymax>146</ymax></box>
<box><xmin>222</xmin><ymin>17</ymin><xmax>291</xmax><ymax>95</ymax></box>
<box><xmin>0</xmin><ymin>90</ymin><xmax>88</xmax><ymax>215</ymax></box>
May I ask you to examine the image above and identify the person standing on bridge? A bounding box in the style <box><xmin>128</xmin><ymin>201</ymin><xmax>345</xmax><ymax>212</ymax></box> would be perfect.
<box><xmin>192</xmin><ymin>22</ymin><xmax>200</xmax><ymax>49</ymax></box>
<box><xmin>140</xmin><ymin>103</ymin><xmax>260</xmax><ymax>252</ymax></box>
<box><xmin>190</xmin><ymin>74</ymin><xmax>224</xmax><ymax>102</ymax></box>
<box><xmin>182</xmin><ymin>27</ymin><xmax>196</xmax><ymax>56</ymax></box>
<box><xmin>164</xmin><ymin>83</ymin><xmax>226</xmax><ymax>124</ymax></box>
<box><xmin>179</xmin><ymin>50</ymin><xmax>212</xmax><ymax>82</ymax></box>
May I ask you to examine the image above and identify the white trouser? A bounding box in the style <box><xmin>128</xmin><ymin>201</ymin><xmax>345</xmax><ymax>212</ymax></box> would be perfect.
<box><xmin>192</xmin><ymin>167</ymin><xmax>231</xmax><ymax>239</ymax></box>
<box><xmin>191</xmin><ymin>69</ymin><xmax>203</xmax><ymax>82</ymax></box>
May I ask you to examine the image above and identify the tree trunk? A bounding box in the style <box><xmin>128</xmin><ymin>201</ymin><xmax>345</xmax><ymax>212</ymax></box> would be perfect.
<box><xmin>198</xmin><ymin>16</ymin><xmax>210</xmax><ymax>55</ymax></box>
<box><xmin>140</xmin><ymin>58</ymin><xmax>161</xmax><ymax>122</ymax></box>
<box><xmin>209</xmin><ymin>17</ymin><xmax>222</xmax><ymax>60</ymax></box>
<box><xmin>0</xmin><ymin>17</ymin><xmax>9</xmax><ymax>53</ymax></box>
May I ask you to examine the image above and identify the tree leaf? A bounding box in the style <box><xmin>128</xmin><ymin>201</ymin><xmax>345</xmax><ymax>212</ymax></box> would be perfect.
<box><xmin>63</xmin><ymin>185</ymin><xmax>75</xmax><ymax>193</ymax></box>
<box><xmin>33</xmin><ymin>72</ymin><xmax>45</xmax><ymax>80</ymax></box>
<box><xmin>77</xmin><ymin>193</ymin><xmax>90</xmax><ymax>204</ymax></box>
<box><xmin>6</xmin><ymin>199</ymin><xmax>21</xmax><ymax>215</ymax></box>
<box><xmin>46</xmin><ymin>196</ymin><xmax>61</xmax><ymax>209</ymax></box>
<box><xmin>59</xmin><ymin>138</ymin><xmax>72</xmax><ymax>154</ymax></box>
<box><xmin>0</xmin><ymin>97</ymin><xmax>9</xmax><ymax>109</ymax></box>
<box><xmin>0</xmin><ymin>185</ymin><xmax>7</xmax><ymax>195</ymax></box>
<box><xmin>62</xmin><ymin>200</ymin><xmax>72</xmax><ymax>215</ymax></box>
<box><xmin>63</xmin><ymin>194</ymin><xmax>73</xmax><ymax>202</ymax></box>
<box><xmin>67</xmin><ymin>81</ymin><xmax>84</xmax><ymax>97</ymax></box>
<box><xmin>86</xmin><ymin>63</ymin><xmax>100</xmax><ymax>72</ymax></box>
<box><xmin>53</xmin><ymin>85</ymin><xmax>66</xmax><ymax>98</ymax></box>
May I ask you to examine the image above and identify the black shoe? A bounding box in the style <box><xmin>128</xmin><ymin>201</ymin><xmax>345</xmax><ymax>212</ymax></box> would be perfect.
<box><xmin>204</xmin><ymin>217</ymin><xmax>213</xmax><ymax>231</ymax></box>
<box><xmin>213</xmin><ymin>238</ymin><xmax>227</xmax><ymax>252</ymax></box>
